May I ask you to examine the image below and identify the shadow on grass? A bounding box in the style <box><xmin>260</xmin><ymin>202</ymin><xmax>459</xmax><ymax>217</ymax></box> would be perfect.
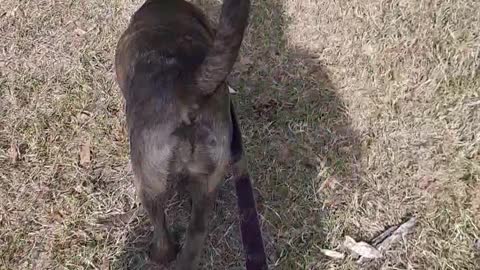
<box><xmin>113</xmin><ymin>0</ymin><xmax>360</xmax><ymax>269</ymax></box>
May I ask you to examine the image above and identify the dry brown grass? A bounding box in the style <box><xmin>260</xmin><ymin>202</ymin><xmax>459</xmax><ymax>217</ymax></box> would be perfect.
<box><xmin>1</xmin><ymin>0</ymin><xmax>479</xmax><ymax>269</ymax></box>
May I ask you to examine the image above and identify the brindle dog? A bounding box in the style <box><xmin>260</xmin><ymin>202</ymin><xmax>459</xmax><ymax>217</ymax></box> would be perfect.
<box><xmin>114</xmin><ymin>0</ymin><xmax>251</xmax><ymax>269</ymax></box>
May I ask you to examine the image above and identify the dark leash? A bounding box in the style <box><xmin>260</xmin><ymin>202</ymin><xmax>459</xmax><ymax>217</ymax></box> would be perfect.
<box><xmin>235</xmin><ymin>173</ymin><xmax>268</xmax><ymax>270</ymax></box>
<box><xmin>229</xmin><ymin>100</ymin><xmax>268</xmax><ymax>270</ymax></box>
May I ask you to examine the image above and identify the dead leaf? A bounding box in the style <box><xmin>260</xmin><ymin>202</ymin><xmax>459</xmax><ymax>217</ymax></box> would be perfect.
<box><xmin>79</xmin><ymin>137</ymin><xmax>91</xmax><ymax>167</ymax></box>
<box><xmin>7</xmin><ymin>143</ymin><xmax>18</xmax><ymax>163</ymax></box>
<box><xmin>320</xmin><ymin>249</ymin><xmax>345</xmax><ymax>259</ymax></box>
<box><xmin>344</xmin><ymin>236</ymin><xmax>382</xmax><ymax>259</ymax></box>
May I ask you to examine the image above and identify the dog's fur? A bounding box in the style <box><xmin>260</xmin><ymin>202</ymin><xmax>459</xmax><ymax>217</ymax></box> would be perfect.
<box><xmin>114</xmin><ymin>0</ymin><xmax>250</xmax><ymax>268</ymax></box>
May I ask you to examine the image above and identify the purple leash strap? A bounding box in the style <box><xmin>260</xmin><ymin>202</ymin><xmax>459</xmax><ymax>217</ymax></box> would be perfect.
<box><xmin>235</xmin><ymin>173</ymin><xmax>268</xmax><ymax>270</ymax></box>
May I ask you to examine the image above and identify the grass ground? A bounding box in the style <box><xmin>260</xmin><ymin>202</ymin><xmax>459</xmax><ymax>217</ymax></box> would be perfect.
<box><xmin>1</xmin><ymin>0</ymin><xmax>479</xmax><ymax>269</ymax></box>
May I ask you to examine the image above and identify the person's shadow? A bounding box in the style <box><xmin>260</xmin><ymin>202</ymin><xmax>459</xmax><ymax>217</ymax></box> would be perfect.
<box><xmin>110</xmin><ymin>0</ymin><xmax>360</xmax><ymax>269</ymax></box>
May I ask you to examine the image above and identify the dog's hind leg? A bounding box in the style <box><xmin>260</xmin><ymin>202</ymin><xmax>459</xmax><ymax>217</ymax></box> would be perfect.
<box><xmin>133</xmin><ymin>157</ymin><xmax>177</xmax><ymax>264</ymax></box>
<box><xmin>130</xmin><ymin>129</ymin><xmax>179</xmax><ymax>265</ymax></box>
<box><xmin>176</xmin><ymin>168</ymin><xmax>226</xmax><ymax>270</ymax></box>
<box><xmin>139</xmin><ymin>186</ymin><xmax>178</xmax><ymax>265</ymax></box>
<box><xmin>142</xmin><ymin>190</ymin><xmax>178</xmax><ymax>264</ymax></box>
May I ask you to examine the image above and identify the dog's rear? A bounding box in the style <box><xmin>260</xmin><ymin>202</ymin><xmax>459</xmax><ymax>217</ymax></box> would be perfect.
<box><xmin>114</xmin><ymin>0</ymin><xmax>250</xmax><ymax>269</ymax></box>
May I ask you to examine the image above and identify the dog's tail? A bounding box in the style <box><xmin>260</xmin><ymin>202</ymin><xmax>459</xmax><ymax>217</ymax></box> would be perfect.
<box><xmin>194</xmin><ymin>0</ymin><xmax>250</xmax><ymax>95</ymax></box>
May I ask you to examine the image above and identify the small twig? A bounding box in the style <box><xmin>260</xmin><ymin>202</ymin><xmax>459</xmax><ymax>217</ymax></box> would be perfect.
<box><xmin>376</xmin><ymin>217</ymin><xmax>417</xmax><ymax>251</ymax></box>
<box><xmin>371</xmin><ymin>225</ymin><xmax>399</xmax><ymax>246</ymax></box>
<box><xmin>358</xmin><ymin>217</ymin><xmax>417</xmax><ymax>264</ymax></box>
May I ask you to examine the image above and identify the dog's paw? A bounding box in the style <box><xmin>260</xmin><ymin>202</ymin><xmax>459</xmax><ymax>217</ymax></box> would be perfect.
<box><xmin>149</xmin><ymin>242</ymin><xmax>179</xmax><ymax>265</ymax></box>
<box><xmin>175</xmin><ymin>251</ymin><xmax>201</xmax><ymax>270</ymax></box>
<box><xmin>175</xmin><ymin>261</ymin><xmax>197</xmax><ymax>270</ymax></box>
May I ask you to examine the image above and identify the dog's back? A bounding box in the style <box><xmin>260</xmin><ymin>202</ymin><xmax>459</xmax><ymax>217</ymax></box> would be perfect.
<box><xmin>114</xmin><ymin>0</ymin><xmax>251</xmax><ymax>268</ymax></box>
<box><xmin>115</xmin><ymin>0</ymin><xmax>233</xmax><ymax>189</ymax></box>
<box><xmin>115</xmin><ymin>0</ymin><xmax>214</xmax><ymax>122</ymax></box>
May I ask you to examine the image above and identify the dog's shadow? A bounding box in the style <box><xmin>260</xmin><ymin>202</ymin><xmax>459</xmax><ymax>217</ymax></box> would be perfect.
<box><xmin>112</xmin><ymin>0</ymin><xmax>360</xmax><ymax>269</ymax></box>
